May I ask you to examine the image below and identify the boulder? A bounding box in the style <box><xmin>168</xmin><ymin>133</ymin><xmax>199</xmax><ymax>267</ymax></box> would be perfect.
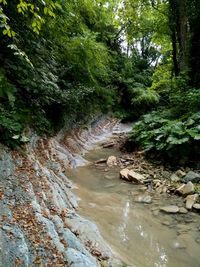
<box><xmin>120</xmin><ymin>169</ymin><xmax>145</xmax><ymax>183</ymax></box>
<box><xmin>128</xmin><ymin>170</ymin><xmax>145</xmax><ymax>184</ymax></box>
<box><xmin>160</xmin><ymin>205</ymin><xmax>180</xmax><ymax>213</ymax></box>
<box><xmin>176</xmin><ymin>182</ymin><xmax>195</xmax><ymax>196</ymax></box>
<box><xmin>185</xmin><ymin>194</ymin><xmax>199</xmax><ymax>210</ymax></box>
<box><xmin>106</xmin><ymin>156</ymin><xmax>117</xmax><ymax>167</ymax></box>
<box><xmin>120</xmin><ymin>169</ymin><xmax>130</xmax><ymax>181</ymax></box>
<box><xmin>183</xmin><ymin>171</ymin><xmax>200</xmax><ymax>183</ymax></box>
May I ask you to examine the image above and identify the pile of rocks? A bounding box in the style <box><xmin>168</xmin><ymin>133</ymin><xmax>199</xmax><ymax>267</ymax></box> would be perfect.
<box><xmin>95</xmin><ymin>151</ymin><xmax>200</xmax><ymax>215</ymax></box>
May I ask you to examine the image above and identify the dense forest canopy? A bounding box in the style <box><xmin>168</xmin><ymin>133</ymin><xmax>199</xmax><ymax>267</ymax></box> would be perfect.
<box><xmin>0</xmin><ymin>0</ymin><xmax>200</xmax><ymax>162</ymax></box>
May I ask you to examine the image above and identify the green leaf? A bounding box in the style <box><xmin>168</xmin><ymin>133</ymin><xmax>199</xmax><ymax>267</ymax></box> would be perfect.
<box><xmin>44</xmin><ymin>7</ymin><xmax>48</xmax><ymax>15</ymax></box>
<box><xmin>12</xmin><ymin>135</ymin><xmax>20</xmax><ymax>140</ymax></box>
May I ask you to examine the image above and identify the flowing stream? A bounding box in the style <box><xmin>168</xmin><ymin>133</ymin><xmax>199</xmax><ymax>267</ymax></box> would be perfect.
<box><xmin>67</xmin><ymin>145</ymin><xmax>200</xmax><ymax>267</ymax></box>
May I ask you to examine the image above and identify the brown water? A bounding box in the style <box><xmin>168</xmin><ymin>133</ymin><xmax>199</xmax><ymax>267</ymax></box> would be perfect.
<box><xmin>68</xmin><ymin>147</ymin><xmax>200</xmax><ymax>267</ymax></box>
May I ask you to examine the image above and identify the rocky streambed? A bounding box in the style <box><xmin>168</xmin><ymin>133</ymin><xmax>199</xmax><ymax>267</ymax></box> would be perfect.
<box><xmin>68</xmin><ymin>135</ymin><xmax>200</xmax><ymax>267</ymax></box>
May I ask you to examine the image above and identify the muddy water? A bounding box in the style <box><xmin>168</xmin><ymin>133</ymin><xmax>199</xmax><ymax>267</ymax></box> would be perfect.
<box><xmin>68</xmin><ymin>147</ymin><xmax>200</xmax><ymax>267</ymax></box>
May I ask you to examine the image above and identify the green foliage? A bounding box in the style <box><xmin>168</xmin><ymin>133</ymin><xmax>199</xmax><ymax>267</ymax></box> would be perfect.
<box><xmin>112</xmin><ymin>52</ymin><xmax>158</xmax><ymax>121</ymax></box>
<box><xmin>0</xmin><ymin>70</ymin><xmax>16</xmax><ymax>106</ymax></box>
<box><xmin>130</xmin><ymin>111</ymin><xmax>200</xmax><ymax>161</ymax></box>
<box><xmin>0</xmin><ymin>0</ymin><xmax>122</xmax><ymax>147</ymax></box>
<box><xmin>0</xmin><ymin>0</ymin><xmax>199</xmax><ymax>161</ymax></box>
<box><xmin>0</xmin><ymin>0</ymin><xmax>60</xmax><ymax>36</ymax></box>
<box><xmin>131</xmin><ymin>86</ymin><xmax>159</xmax><ymax>106</ymax></box>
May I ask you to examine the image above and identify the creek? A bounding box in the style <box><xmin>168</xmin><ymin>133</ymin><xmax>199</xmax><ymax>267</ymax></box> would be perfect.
<box><xmin>68</xmin><ymin>142</ymin><xmax>200</xmax><ymax>267</ymax></box>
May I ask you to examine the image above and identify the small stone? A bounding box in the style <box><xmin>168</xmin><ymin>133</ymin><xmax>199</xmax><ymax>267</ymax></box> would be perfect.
<box><xmin>107</xmin><ymin>156</ymin><xmax>117</xmax><ymax>167</ymax></box>
<box><xmin>193</xmin><ymin>203</ymin><xmax>200</xmax><ymax>210</ymax></box>
<box><xmin>2</xmin><ymin>225</ymin><xmax>13</xmax><ymax>232</ymax></box>
<box><xmin>185</xmin><ymin>194</ymin><xmax>199</xmax><ymax>210</ymax></box>
<box><xmin>153</xmin><ymin>179</ymin><xmax>161</xmax><ymax>185</ymax></box>
<box><xmin>151</xmin><ymin>207</ymin><xmax>159</xmax><ymax>211</ymax></box>
<box><xmin>177</xmin><ymin>225</ymin><xmax>191</xmax><ymax>231</ymax></box>
<box><xmin>184</xmin><ymin>217</ymin><xmax>195</xmax><ymax>223</ymax></box>
<box><xmin>176</xmin><ymin>169</ymin><xmax>186</xmax><ymax>178</ymax></box>
<box><xmin>128</xmin><ymin>170</ymin><xmax>145</xmax><ymax>184</ymax></box>
<box><xmin>195</xmin><ymin>237</ymin><xmax>200</xmax><ymax>244</ymax></box>
<box><xmin>160</xmin><ymin>205</ymin><xmax>180</xmax><ymax>213</ymax></box>
<box><xmin>103</xmin><ymin>142</ymin><xmax>115</xmax><ymax>148</ymax></box>
<box><xmin>152</xmin><ymin>210</ymin><xmax>159</xmax><ymax>216</ymax></box>
<box><xmin>162</xmin><ymin>221</ymin><xmax>171</xmax><ymax>226</ymax></box>
<box><xmin>95</xmin><ymin>158</ymin><xmax>107</xmax><ymax>164</ymax></box>
<box><xmin>133</xmin><ymin>194</ymin><xmax>152</xmax><ymax>204</ymax></box>
<box><xmin>176</xmin><ymin>182</ymin><xmax>195</xmax><ymax>196</ymax></box>
<box><xmin>170</xmin><ymin>173</ymin><xmax>180</xmax><ymax>182</ymax></box>
<box><xmin>179</xmin><ymin>207</ymin><xmax>188</xmax><ymax>214</ymax></box>
<box><xmin>156</xmin><ymin>184</ymin><xmax>168</xmax><ymax>194</ymax></box>
<box><xmin>184</xmin><ymin>171</ymin><xmax>200</xmax><ymax>183</ymax></box>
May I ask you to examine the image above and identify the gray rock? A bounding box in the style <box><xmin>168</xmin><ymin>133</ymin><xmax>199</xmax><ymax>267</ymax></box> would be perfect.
<box><xmin>185</xmin><ymin>194</ymin><xmax>199</xmax><ymax>210</ymax></box>
<box><xmin>2</xmin><ymin>225</ymin><xmax>13</xmax><ymax>232</ymax></box>
<box><xmin>176</xmin><ymin>182</ymin><xmax>195</xmax><ymax>196</ymax></box>
<box><xmin>184</xmin><ymin>171</ymin><xmax>200</xmax><ymax>183</ymax></box>
<box><xmin>160</xmin><ymin>205</ymin><xmax>180</xmax><ymax>213</ymax></box>
<box><xmin>177</xmin><ymin>225</ymin><xmax>191</xmax><ymax>233</ymax></box>
<box><xmin>179</xmin><ymin>207</ymin><xmax>188</xmax><ymax>214</ymax></box>
<box><xmin>193</xmin><ymin>203</ymin><xmax>200</xmax><ymax>210</ymax></box>
<box><xmin>133</xmin><ymin>194</ymin><xmax>152</xmax><ymax>204</ymax></box>
<box><xmin>0</xmin><ymin>151</ymin><xmax>15</xmax><ymax>178</ymax></box>
<box><xmin>162</xmin><ymin>221</ymin><xmax>171</xmax><ymax>226</ymax></box>
<box><xmin>170</xmin><ymin>173</ymin><xmax>180</xmax><ymax>182</ymax></box>
<box><xmin>175</xmin><ymin>169</ymin><xmax>186</xmax><ymax>178</ymax></box>
<box><xmin>128</xmin><ymin>170</ymin><xmax>145</xmax><ymax>184</ymax></box>
<box><xmin>152</xmin><ymin>210</ymin><xmax>159</xmax><ymax>216</ymax></box>
<box><xmin>195</xmin><ymin>237</ymin><xmax>200</xmax><ymax>244</ymax></box>
<box><xmin>64</xmin><ymin>248</ymin><xmax>98</xmax><ymax>267</ymax></box>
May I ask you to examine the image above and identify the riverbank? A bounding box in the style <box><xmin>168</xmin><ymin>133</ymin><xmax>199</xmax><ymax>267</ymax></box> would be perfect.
<box><xmin>0</xmin><ymin>116</ymin><xmax>126</xmax><ymax>267</ymax></box>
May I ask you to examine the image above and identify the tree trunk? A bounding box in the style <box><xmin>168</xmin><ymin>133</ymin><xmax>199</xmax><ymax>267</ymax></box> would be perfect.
<box><xmin>169</xmin><ymin>0</ymin><xmax>189</xmax><ymax>75</ymax></box>
<box><xmin>171</xmin><ymin>29</ymin><xmax>179</xmax><ymax>76</ymax></box>
<box><xmin>188</xmin><ymin>0</ymin><xmax>200</xmax><ymax>87</ymax></box>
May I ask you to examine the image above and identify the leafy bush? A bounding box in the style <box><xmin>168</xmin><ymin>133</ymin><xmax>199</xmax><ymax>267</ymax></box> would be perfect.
<box><xmin>130</xmin><ymin>111</ymin><xmax>200</xmax><ymax>161</ymax></box>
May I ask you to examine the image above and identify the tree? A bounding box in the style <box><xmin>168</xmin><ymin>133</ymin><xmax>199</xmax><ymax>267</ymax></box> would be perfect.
<box><xmin>0</xmin><ymin>0</ymin><xmax>60</xmax><ymax>36</ymax></box>
<box><xmin>168</xmin><ymin>0</ymin><xmax>200</xmax><ymax>87</ymax></box>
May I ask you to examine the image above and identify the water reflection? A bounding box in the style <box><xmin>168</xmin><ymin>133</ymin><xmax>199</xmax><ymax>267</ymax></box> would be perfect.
<box><xmin>118</xmin><ymin>199</ymin><xmax>130</xmax><ymax>242</ymax></box>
